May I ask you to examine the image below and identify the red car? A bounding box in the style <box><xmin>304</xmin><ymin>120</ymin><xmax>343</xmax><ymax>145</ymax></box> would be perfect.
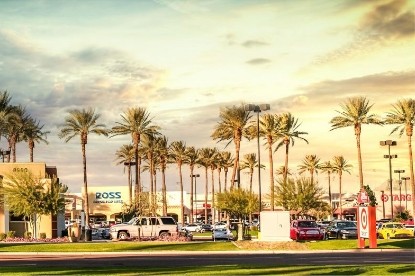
<box><xmin>290</xmin><ymin>220</ymin><xmax>324</xmax><ymax>241</ymax></box>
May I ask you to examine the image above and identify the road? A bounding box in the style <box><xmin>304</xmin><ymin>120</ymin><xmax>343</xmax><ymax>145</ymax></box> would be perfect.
<box><xmin>0</xmin><ymin>250</ymin><xmax>413</xmax><ymax>267</ymax></box>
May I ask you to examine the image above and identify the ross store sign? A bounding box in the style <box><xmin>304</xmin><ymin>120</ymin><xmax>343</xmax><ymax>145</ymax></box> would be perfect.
<box><xmin>93</xmin><ymin>191</ymin><xmax>123</xmax><ymax>204</ymax></box>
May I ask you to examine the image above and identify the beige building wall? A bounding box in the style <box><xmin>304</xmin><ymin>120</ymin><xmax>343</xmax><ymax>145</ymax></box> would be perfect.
<box><xmin>0</xmin><ymin>162</ymin><xmax>61</xmax><ymax>238</ymax></box>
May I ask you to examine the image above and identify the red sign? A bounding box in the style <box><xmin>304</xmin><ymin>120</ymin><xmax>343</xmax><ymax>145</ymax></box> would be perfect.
<box><xmin>202</xmin><ymin>204</ymin><xmax>211</xmax><ymax>208</ymax></box>
<box><xmin>358</xmin><ymin>191</ymin><xmax>369</xmax><ymax>204</ymax></box>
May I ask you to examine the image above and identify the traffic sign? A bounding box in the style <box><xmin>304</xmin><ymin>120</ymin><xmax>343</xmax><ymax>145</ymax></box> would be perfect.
<box><xmin>358</xmin><ymin>207</ymin><xmax>369</xmax><ymax>238</ymax></box>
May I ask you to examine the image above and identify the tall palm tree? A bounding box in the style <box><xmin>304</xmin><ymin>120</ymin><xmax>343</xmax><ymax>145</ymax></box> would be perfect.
<box><xmin>0</xmin><ymin>91</ymin><xmax>13</xmax><ymax>149</ymax></box>
<box><xmin>21</xmin><ymin>117</ymin><xmax>50</xmax><ymax>162</ymax></box>
<box><xmin>198</xmin><ymin>147</ymin><xmax>215</xmax><ymax>224</ymax></box>
<box><xmin>4</xmin><ymin>105</ymin><xmax>30</xmax><ymax>162</ymax></box>
<box><xmin>141</xmin><ymin>134</ymin><xmax>158</xmax><ymax>213</ymax></box>
<box><xmin>111</xmin><ymin>107</ymin><xmax>160</xmax><ymax>199</ymax></box>
<box><xmin>385</xmin><ymin>98</ymin><xmax>415</xmax><ymax>214</ymax></box>
<box><xmin>211</xmin><ymin>104</ymin><xmax>252</xmax><ymax>188</ymax></box>
<box><xmin>185</xmin><ymin>146</ymin><xmax>200</xmax><ymax>223</ymax></box>
<box><xmin>220</xmin><ymin>151</ymin><xmax>234</xmax><ymax>192</ymax></box>
<box><xmin>276</xmin><ymin>165</ymin><xmax>292</xmax><ymax>176</ymax></box>
<box><xmin>169</xmin><ymin>140</ymin><xmax>187</xmax><ymax>225</ymax></box>
<box><xmin>332</xmin><ymin>156</ymin><xmax>353</xmax><ymax>220</ymax></box>
<box><xmin>114</xmin><ymin>144</ymin><xmax>135</xmax><ymax>204</ymax></box>
<box><xmin>297</xmin><ymin>154</ymin><xmax>321</xmax><ymax>184</ymax></box>
<box><xmin>207</xmin><ymin>148</ymin><xmax>219</xmax><ymax>223</ymax></box>
<box><xmin>330</xmin><ymin>97</ymin><xmax>383</xmax><ymax>188</ymax></box>
<box><xmin>240</xmin><ymin>153</ymin><xmax>259</xmax><ymax>193</ymax></box>
<box><xmin>275</xmin><ymin>112</ymin><xmax>309</xmax><ymax>183</ymax></box>
<box><xmin>58</xmin><ymin>108</ymin><xmax>109</xmax><ymax>229</ymax></box>
<box><xmin>155</xmin><ymin>136</ymin><xmax>169</xmax><ymax>216</ymax></box>
<box><xmin>320</xmin><ymin>161</ymin><xmax>335</xmax><ymax>217</ymax></box>
<box><xmin>247</xmin><ymin>113</ymin><xmax>281</xmax><ymax>211</ymax></box>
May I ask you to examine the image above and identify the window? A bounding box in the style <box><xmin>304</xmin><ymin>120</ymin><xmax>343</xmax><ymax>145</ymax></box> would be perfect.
<box><xmin>160</xmin><ymin>217</ymin><xmax>176</xmax><ymax>225</ymax></box>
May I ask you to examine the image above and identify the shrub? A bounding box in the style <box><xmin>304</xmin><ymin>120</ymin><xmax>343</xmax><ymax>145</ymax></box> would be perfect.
<box><xmin>0</xmin><ymin>233</ymin><xmax>6</xmax><ymax>241</ymax></box>
<box><xmin>7</xmin><ymin>231</ymin><xmax>15</xmax><ymax>238</ymax></box>
<box><xmin>40</xmin><ymin>233</ymin><xmax>47</xmax><ymax>239</ymax></box>
<box><xmin>24</xmin><ymin>231</ymin><xmax>32</xmax><ymax>239</ymax></box>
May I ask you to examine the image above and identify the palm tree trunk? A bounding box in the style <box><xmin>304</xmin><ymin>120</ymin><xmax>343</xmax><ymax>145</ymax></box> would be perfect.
<box><xmin>211</xmin><ymin>168</ymin><xmax>215</xmax><ymax>223</ymax></box>
<box><xmin>231</xmin><ymin>138</ymin><xmax>241</xmax><ymax>188</ymax></box>
<box><xmin>204</xmin><ymin>167</ymin><xmax>208</xmax><ymax>224</ymax></box>
<box><xmin>407</xmin><ymin>134</ymin><xmax>415</xmax><ymax>216</ymax></box>
<box><xmin>268</xmin><ymin>142</ymin><xmax>274</xmax><ymax>211</ymax></box>
<box><xmin>149</xmin><ymin>155</ymin><xmax>154</xmax><ymax>214</ymax></box>
<box><xmin>355</xmin><ymin>133</ymin><xmax>364</xmax><ymax>188</ymax></box>
<box><xmin>29</xmin><ymin>140</ymin><xmax>34</xmax><ymax>162</ymax></box>
<box><xmin>190</xmin><ymin>168</ymin><xmax>194</xmax><ymax>223</ymax></box>
<box><xmin>339</xmin><ymin>172</ymin><xmax>342</xmax><ymax>220</ymax></box>
<box><xmin>328</xmin><ymin>171</ymin><xmax>332</xmax><ymax>218</ymax></box>
<box><xmin>127</xmin><ymin>164</ymin><xmax>132</xmax><ymax>205</ymax></box>
<box><xmin>249</xmin><ymin>170</ymin><xmax>253</xmax><ymax>194</ymax></box>
<box><xmin>162</xmin><ymin>167</ymin><xmax>167</xmax><ymax>216</ymax></box>
<box><xmin>284</xmin><ymin>142</ymin><xmax>290</xmax><ymax>183</ymax></box>
<box><xmin>179</xmin><ymin>164</ymin><xmax>184</xmax><ymax>225</ymax></box>
<box><xmin>224</xmin><ymin>169</ymin><xmax>228</xmax><ymax>192</ymax></box>
<box><xmin>82</xmin><ymin>142</ymin><xmax>89</xmax><ymax>230</ymax></box>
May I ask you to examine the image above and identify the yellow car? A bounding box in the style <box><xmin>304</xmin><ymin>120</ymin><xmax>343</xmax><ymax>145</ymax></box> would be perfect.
<box><xmin>377</xmin><ymin>222</ymin><xmax>414</xmax><ymax>239</ymax></box>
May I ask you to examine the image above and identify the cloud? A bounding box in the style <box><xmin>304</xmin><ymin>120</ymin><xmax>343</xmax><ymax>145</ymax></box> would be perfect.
<box><xmin>312</xmin><ymin>0</ymin><xmax>414</xmax><ymax>65</ymax></box>
<box><xmin>242</xmin><ymin>40</ymin><xmax>269</xmax><ymax>48</ymax></box>
<box><xmin>246</xmin><ymin>58</ymin><xmax>271</xmax><ymax>65</ymax></box>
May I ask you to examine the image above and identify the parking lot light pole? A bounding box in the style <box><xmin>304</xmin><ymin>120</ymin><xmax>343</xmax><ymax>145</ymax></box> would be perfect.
<box><xmin>402</xmin><ymin>176</ymin><xmax>410</xmax><ymax>210</ymax></box>
<box><xmin>394</xmin><ymin>169</ymin><xmax>405</xmax><ymax>210</ymax></box>
<box><xmin>380</xmin><ymin>140</ymin><xmax>397</xmax><ymax>219</ymax></box>
<box><xmin>244</xmin><ymin>103</ymin><xmax>270</xmax><ymax>214</ymax></box>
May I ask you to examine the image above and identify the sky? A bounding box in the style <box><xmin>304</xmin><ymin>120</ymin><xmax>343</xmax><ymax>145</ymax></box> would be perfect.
<box><xmin>0</xmin><ymin>0</ymin><xmax>414</xmax><ymax>197</ymax></box>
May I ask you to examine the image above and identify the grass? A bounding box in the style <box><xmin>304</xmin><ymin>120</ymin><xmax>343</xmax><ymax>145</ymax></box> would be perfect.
<box><xmin>0</xmin><ymin>264</ymin><xmax>414</xmax><ymax>275</ymax></box>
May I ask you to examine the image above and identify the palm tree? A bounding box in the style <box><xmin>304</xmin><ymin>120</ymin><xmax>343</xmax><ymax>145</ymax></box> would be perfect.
<box><xmin>332</xmin><ymin>156</ymin><xmax>353</xmax><ymax>220</ymax></box>
<box><xmin>155</xmin><ymin>136</ymin><xmax>169</xmax><ymax>216</ymax></box>
<box><xmin>275</xmin><ymin>112</ymin><xmax>309</xmax><ymax>183</ymax></box>
<box><xmin>198</xmin><ymin>147</ymin><xmax>216</xmax><ymax>224</ymax></box>
<box><xmin>211</xmin><ymin>104</ymin><xmax>252</xmax><ymax>188</ymax></box>
<box><xmin>276</xmin><ymin>165</ymin><xmax>292</xmax><ymax>176</ymax></box>
<box><xmin>141</xmin><ymin>134</ymin><xmax>158</xmax><ymax>213</ymax></box>
<box><xmin>247</xmin><ymin>113</ymin><xmax>281</xmax><ymax>211</ymax></box>
<box><xmin>297</xmin><ymin>154</ymin><xmax>321</xmax><ymax>184</ymax></box>
<box><xmin>320</xmin><ymin>161</ymin><xmax>335</xmax><ymax>217</ymax></box>
<box><xmin>385</xmin><ymin>98</ymin><xmax>415</xmax><ymax>215</ymax></box>
<box><xmin>239</xmin><ymin>153</ymin><xmax>259</xmax><ymax>193</ymax></box>
<box><xmin>114</xmin><ymin>144</ymin><xmax>135</xmax><ymax>204</ymax></box>
<box><xmin>169</xmin><ymin>140</ymin><xmax>187</xmax><ymax>225</ymax></box>
<box><xmin>21</xmin><ymin>117</ymin><xmax>50</xmax><ymax>162</ymax></box>
<box><xmin>220</xmin><ymin>151</ymin><xmax>234</xmax><ymax>192</ymax></box>
<box><xmin>111</xmin><ymin>107</ymin><xmax>160</xmax><ymax>199</ymax></box>
<box><xmin>58</xmin><ymin>108</ymin><xmax>109</xmax><ymax>229</ymax></box>
<box><xmin>4</xmin><ymin>105</ymin><xmax>30</xmax><ymax>162</ymax></box>
<box><xmin>330</xmin><ymin>97</ymin><xmax>383</xmax><ymax>188</ymax></box>
<box><xmin>185</xmin><ymin>146</ymin><xmax>200</xmax><ymax>223</ymax></box>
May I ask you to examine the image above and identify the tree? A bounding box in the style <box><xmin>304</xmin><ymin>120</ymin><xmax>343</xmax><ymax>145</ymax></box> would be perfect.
<box><xmin>384</xmin><ymin>98</ymin><xmax>415</xmax><ymax>216</ymax></box>
<box><xmin>58</xmin><ymin>108</ymin><xmax>109</xmax><ymax>229</ymax></box>
<box><xmin>0</xmin><ymin>171</ymin><xmax>67</xmax><ymax>238</ymax></box>
<box><xmin>320</xmin><ymin>161</ymin><xmax>335</xmax><ymax>217</ymax></box>
<box><xmin>240</xmin><ymin>153</ymin><xmax>262</xmax><ymax>193</ymax></box>
<box><xmin>330</xmin><ymin>97</ymin><xmax>383</xmax><ymax>188</ymax></box>
<box><xmin>275</xmin><ymin>112</ymin><xmax>309</xmax><ymax>183</ymax></box>
<box><xmin>141</xmin><ymin>134</ymin><xmax>158</xmax><ymax>213</ymax></box>
<box><xmin>332</xmin><ymin>155</ymin><xmax>353</xmax><ymax>219</ymax></box>
<box><xmin>111</xmin><ymin>107</ymin><xmax>160</xmax><ymax>199</ymax></box>
<box><xmin>247</xmin><ymin>113</ymin><xmax>281</xmax><ymax>210</ymax></box>
<box><xmin>4</xmin><ymin>105</ymin><xmax>30</xmax><ymax>162</ymax></box>
<box><xmin>114</xmin><ymin>144</ymin><xmax>135</xmax><ymax>204</ymax></box>
<box><xmin>21</xmin><ymin>117</ymin><xmax>50</xmax><ymax>162</ymax></box>
<box><xmin>215</xmin><ymin>188</ymin><xmax>258</xmax><ymax>239</ymax></box>
<box><xmin>155</xmin><ymin>136</ymin><xmax>169</xmax><ymax>216</ymax></box>
<box><xmin>169</xmin><ymin>140</ymin><xmax>187</xmax><ymax>225</ymax></box>
<box><xmin>275</xmin><ymin>177</ymin><xmax>327</xmax><ymax>217</ymax></box>
<box><xmin>298</xmin><ymin>154</ymin><xmax>321</xmax><ymax>184</ymax></box>
<box><xmin>211</xmin><ymin>104</ymin><xmax>252</xmax><ymax>188</ymax></box>
<box><xmin>198</xmin><ymin>147</ymin><xmax>216</xmax><ymax>224</ymax></box>
<box><xmin>185</xmin><ymin>146</ymin><xmax>200</xmax><ymax>222</ymax></box>
<box><xmin>220</xmin><ymin>151</ymin><xmax>234</xmax><ymax>192</ymax></box>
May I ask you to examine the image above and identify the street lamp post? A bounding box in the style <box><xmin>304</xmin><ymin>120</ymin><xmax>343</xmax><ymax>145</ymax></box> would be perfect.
<box><xmin>244</xmin><ymin>103</ymin><xmax>270</xmax><ymax>214</ymax></box>
<box><xmin>402</xmin><ymin>176</ymin><xmax>410</xmax><ymax>210</ymax></box>
<box><xmin>381</xmin><ymin>190</ymin><xmax>385</xmax><ymax>219</ymax></box>
<box><xmin>0</xmin><ymin>150</ymin><xmax>10</xmax><ymax>163</ymax></box>
<box><xmin>191</xmin><ymin>174</ymin><xmax>200</xmax><ymax>223</ymax></box>
<box><xmin>394</xmin><ymin>169</ymin><xmax>405</xmax><ymax>210</ymax></box>
<box><xmin>380</xmin><ymin>140</ymin><xmax>397</xmax><ymax>219</ymax></box>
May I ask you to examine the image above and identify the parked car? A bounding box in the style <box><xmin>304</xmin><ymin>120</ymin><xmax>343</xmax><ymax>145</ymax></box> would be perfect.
<box><xmin>325</xmin><ymin>220</ymin><xmax>358</xmax><ymax>239</ymax></box>
<box><xmin>212</xmin><ymin>228</ymin><xmax>234</xmax><ymax>241</ymax></box>
<box><xmin>178</xmin><ymin>229</ymin><xmax>193</xmax><ymax>241</ymax></box>
<box><xmin>182</xmin><ymin>223</ymin><xmax>201</xmax><ymax>232</ymax></box>
<box><xmin>377</xmin><ymin>222</ymin><xmax>414</xmax><ymax>239</ymax></box>
<box><xmin>290</xmin><ymin>220</ymin><xmax>324</xmax><ymax>241</ymax></box>
<box><xmin>213</xmin><ymin>222</ymin><xmax>227</xmax><ymax>230</ymax></box>
<box><xmin>109</xmin><ymin>216</ymin><xmax>178</xmax><ymax>240</ymax></box>
<box><xmin>404</xmin><ymin>224</ymin><xmax>414</xmax><ymax>235</ymax></box>
<box><xmin>200</xmin><ymin>224</ymin><xmax>213</xmax><ymax>232</ymax></box>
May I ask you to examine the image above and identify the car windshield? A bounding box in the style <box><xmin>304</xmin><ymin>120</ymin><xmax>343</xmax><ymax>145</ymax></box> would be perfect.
<box><xmin>126</xmin><ymin>218</ymin><xmax>137</xmax><ymax>225</ymax></box>
<box><xmin>298</xmin><ymin>221</ymin><xmax>317</xmax><ymax>228</ymax></box>
<box><xmin>337</xmin><ymin>221</ymin><xmax>356</xmax><ymax>228</ymax></box>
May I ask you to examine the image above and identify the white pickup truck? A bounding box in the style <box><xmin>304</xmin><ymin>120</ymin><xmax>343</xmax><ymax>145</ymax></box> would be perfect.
<box><xmin>109</xmin><ymin>216</ymin><xmax>178</xmax><ymax>240</ymax></box>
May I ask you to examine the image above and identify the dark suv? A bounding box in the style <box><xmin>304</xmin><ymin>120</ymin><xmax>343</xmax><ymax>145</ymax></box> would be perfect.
<box><xmin>325</xmin><ymin>220</ymin><xmax>357</xmax><ymax>239</ymax></box>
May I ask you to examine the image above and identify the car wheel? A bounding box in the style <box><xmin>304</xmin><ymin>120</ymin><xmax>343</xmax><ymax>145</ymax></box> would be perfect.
<box><xmin>118</xmin><ymin>231</ymin><xmax>129</xmax><ymax>240</ymax></box>
<box><xmin>159</xmin><ymin>232</ymin><xmax>170</xmax><ymax>238</ymax></box>
<box><xmin>296</xmin><ymin>234</ymin><xmax>301</xmax><ymax>242</ymax></box>
<box><xmin>336</xmin><ymin>233</ymin><xmax>342</xmax><ymax>239</ymax></box>
<box><xmin>386</xmin><ymin>233</ymin><xmax>390</xmax><ymax>239</ymax></box>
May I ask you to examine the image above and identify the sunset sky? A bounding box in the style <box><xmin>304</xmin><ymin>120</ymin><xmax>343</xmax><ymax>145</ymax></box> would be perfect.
<box><xmin>0</xmin><ymin>0</ymin><xmax>414</xmax><ymax>197</ymax></box>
